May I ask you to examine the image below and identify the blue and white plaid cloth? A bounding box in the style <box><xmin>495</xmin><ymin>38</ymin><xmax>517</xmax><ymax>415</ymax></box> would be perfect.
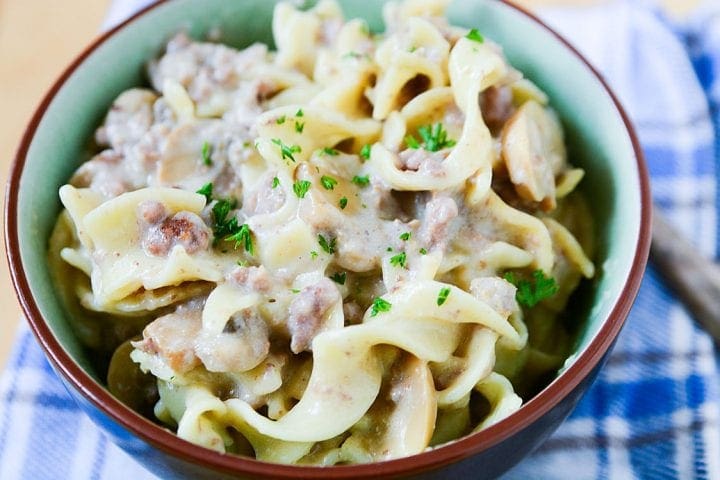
<box><xmin>2</xmin><ymin>1</ymin><xmax>719</xmax><ymax>478</ymax></box>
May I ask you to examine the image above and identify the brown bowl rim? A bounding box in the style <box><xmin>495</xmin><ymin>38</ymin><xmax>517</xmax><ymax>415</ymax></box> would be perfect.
<box><xmin>4</xmin><ymin>0</ymin><xmax>651</xmax><ymax>478</ymax></box>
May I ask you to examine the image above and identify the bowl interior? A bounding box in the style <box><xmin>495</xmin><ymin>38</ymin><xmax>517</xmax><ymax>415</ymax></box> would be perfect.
<box><xmin>15</xmin><ymin>0</ymin><xmax>640</xmax><ymax>396</ymax></box>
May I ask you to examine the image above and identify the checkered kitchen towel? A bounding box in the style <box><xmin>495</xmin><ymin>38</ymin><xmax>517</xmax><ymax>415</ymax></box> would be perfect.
<box><xmin>1</xmin><ymin>1</ymin><xmax>719</xmax><ymax>478</ymax></box>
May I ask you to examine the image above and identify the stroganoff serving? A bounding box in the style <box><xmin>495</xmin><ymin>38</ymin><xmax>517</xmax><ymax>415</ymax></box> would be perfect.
<box><xmin>49</xmin><ymin>0</ymin><xmax>595</xmax><ymax>465</ymax></box>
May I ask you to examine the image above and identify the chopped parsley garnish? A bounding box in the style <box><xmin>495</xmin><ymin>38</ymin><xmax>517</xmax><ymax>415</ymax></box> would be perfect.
<box><xmin>322</xmin><ymin>147</ymin><xmax>339</xmax><ymax>156</ymax></box>
<box><xmin>360</xmin><ymin>144</ymin><xmax>371</xmax><ymax>161</ymax></box>
<box><xmin>201</xmin><ymin>141</ymin><xmax>213</xmax><ymax>166</ymax></box>
<box><xmin>293</xmin><ymin>180</ymin><xmax>312</xmax><ymax>198</ymax></box>
<box><xmin>272</xmin><ymin>138</ymin><xmax>302</xmax><ymax>162</ymax></box>
<box><xmin>389</xmin><ymin>252</ymin><xmax>407</xmax><ymax>269</ymax></box>
<box><xmin>310</xmin><ymin>250</ymin><xmax>318</xmax><ymax>259</ymax></box>
<box><xmin>237</xmin><ymin>259</ymin><xmax>248</xmax><ymax>267</ymax></box>
<box><xmin>504</xmin><ymin>270</ymin><xmax>559</xmax><ymax>308</ymax></box>
<box><xmin>321</xmin><ymin>175</ymin><xmax>338</xmax><ymax>190</ymax></box>
<box><xmin>419</xmin><ymin>247</ymin><xmax>428</xmax><ymax>255</ymax></box>
<box><xmin>211</xmin><ymin>198</ymin><xmax>240</xmax><ymax>245</ymax></box>
<box><xmin>437</xmin><ymin>287</ymin><xmax>451</xmax><ymax>306</ymax></box>
<box><xmin>225</xmin><ymin>223</ymin><xmax>254</xmax><ymax>255</ymax></box>
<box><xmin>196</xmin><ymin>182</ymin><xmax>213</xmax><ymax>203</ymax></box>
<box><xmin>404</xmin><ymin>135</ymin><xmax>421</xmax><ymax>149</ymax></box>
<box><xmin>272</xmin><ymin>176</ymin><xmax>280</xmax><ymax>189</ymax></box>
<box><xmin>291</xmin><ymin>288</ymin><xmax>301</xmax><ymax>294</ymax></box>
<box><xmin>276</xmin><ymin>115</ymin><xmax>287</xmax><ymax>124</ymax></box>
<box><xmin>318</xmin><ymin>234</ymin><xmax>336</xmax><ymax>254</ymax></box>
<box><xmin>330</xmin><ymin>272</ymin><xmax>347</xmax><ymax>285</ymax></box>
<box><xmin>295</xmin><ymin>121</ymin><xmax>305</xmax><ymax>133</ymax></box>
<box><xmin>295</xmin><ymin>108</ymin><xmax>304</xmax><ymax>117</ymax></box>
<box><xmin>387</xmin><ymin>247</ymin><xmax>393</xmax><ymax>252</ymax></box>
<box><xmin>339</xmin><ymin>196</ymin><xmax>348</xmax><ymax>209</ymax></box>
<box><xmin>399</xmin><ymin>232</ymin><xmax>411</xmax><ymax>241</ymax></box>
<box><xmin>466</xmin><ymin>28</ymin><xmax>485</xmax><ymax>43</ymax></box>
<box><xmin>352</xmin><ymin>175</ymin><xmax>370</xmax><ymax>187</ymax></box>
<box><xmin>405</xmin><ymin>123</ymin><xmax>456</xmax><ymax>152</ymax></box>
<box><xmin>370</xmin><ymin>297</ymin><xmax>392</xmax><ymax>317</ymax></box>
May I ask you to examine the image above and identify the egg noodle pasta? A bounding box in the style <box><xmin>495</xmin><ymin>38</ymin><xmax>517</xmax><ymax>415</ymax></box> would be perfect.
<box><xmin>49</xmin><ymin>0</ymin><xmax>595</xmax><ymax>465</ymax></box>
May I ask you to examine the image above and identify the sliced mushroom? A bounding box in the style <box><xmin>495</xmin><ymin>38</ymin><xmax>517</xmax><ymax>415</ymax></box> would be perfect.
<box><xmin>195</xmin><ymin>308</ymin><xmax>270</xmax><ymax>373</ymax></box>
<box><xmin>108</xmin><ymin>338</ymin><xmax>159</xmax><ymax>418</ymax></box>
<box><xmin>340</xmin><ymin>354</ymin><xmax>436</xmax><ymax>462</ymax></box>
<box><xmin>501</xmin><ymin>100</ymin><xmax>566</xmax><ymax>211</ymax></box>
<box><xmin>156</xmin><ymin>120</ymin><xmax>248</xmax><ymax>198</ymax></box>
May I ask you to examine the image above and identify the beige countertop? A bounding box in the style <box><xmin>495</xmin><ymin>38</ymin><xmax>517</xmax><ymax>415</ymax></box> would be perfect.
<box><xmin>0</xmin><ymin>0</ymin><xmax>701</xmax><ymax>370</ymax></box>
<box><xmin>0</xmin><ymin>0</ymin><xmax>109</xmax><ymax>367</ymax></box>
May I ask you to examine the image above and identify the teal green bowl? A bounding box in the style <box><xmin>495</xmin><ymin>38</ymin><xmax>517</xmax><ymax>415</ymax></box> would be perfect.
<box><xmin>5</xmin><ymin>0</ymin><xmax>651</xmax><ymax>478</ymax></box>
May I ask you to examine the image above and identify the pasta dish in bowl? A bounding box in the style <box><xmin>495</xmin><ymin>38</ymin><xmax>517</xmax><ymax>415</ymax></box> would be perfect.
<box><xmin>6</xmin><ymin>0</ymin><xmax>650</xmax><ymax>477</ymax></box>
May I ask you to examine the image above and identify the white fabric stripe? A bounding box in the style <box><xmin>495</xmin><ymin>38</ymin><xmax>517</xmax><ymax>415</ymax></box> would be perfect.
<box><xmin>701</xmin><ymin>402</ymin><xmax>720</xmax><ymax>479</ymax></box>
<box><xmin>69</xmin><ymin>415</ymin><xmax>103</xmax><ymax>480</ymax></box>
<box><xmin>503</xmin><ymin>450</ymin><xmax>598</xmax><ymax>479</ymax></box>
<box><xmin>0</xmin><ymin>368</ymin><xmax>45</xmax><ymax>480</ymax></box>
<box><xmin>99</xmin><ymin>442</ymin><xmax>159</xmax><ymax>479</ymax></box>
<box><xmin>102</xmin><ymin>0</ymin><xmax>155</xmax><ymax>30</ymax></box>
<box><xmin>640</xmin><ymin>124</ymin><xmax>715</xmax><ymax>147</ymax></box>
<box><xmin>652</xmin><ymin>176</ymin><xmax>716</xmax><ymax>204</ymax></box>
<box><xmin>672</xmin><ymin>408</ymin><xmax>694</xmax><ymax>480</ymax></box>
<box><xmin>605</xmin><ymin>416</ymin><xmax>631</xmax><ymax>478</ymax></box>
<box><xmin>670</xmin><ymin>305</ymin><xmax>693</xmax><ymax>381</ymax></box>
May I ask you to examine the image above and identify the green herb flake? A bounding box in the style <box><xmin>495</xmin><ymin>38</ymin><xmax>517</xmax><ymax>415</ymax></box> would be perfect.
<box><xmin>503</xmin><ymin>270</ymin><xmax>559</xmax><ymax>308</ymax></box>
<box><xmin>291</xmin><ymin>288</ymin><xmax>301</xmax><ymax>294</ymax></box>
<box><xmin>237</xmin><ymin>259</ymin><xmax>248</xmax><ymax>267</ymax></box>
<box><xmin>399</xmin><ymin>232</ymin><xmax>411</xmax><ymax>241</ymax></box>
<box><xmin>339</xmin><ymin>196</ymin><xmax>348</xmax><ymax>209</ymax></box>
<box><xmin>211</xmin><ymin>198</ymin><xmax>241</xmax><ymax>245</ymax></box>
<box><xmin>272</xmin><ymin>138</ymin><xmax>302</xmax><ymax>162</ymax></box>
<box><xmin>342</xmin><ymin>51</ymin><xmax>362</xmax><ymax>59</ymax></box>
<box><xmin>295</xmin><ymin>108</ymin><xmax>304</xmax><ymax>117</ymax></box>
<box><xmin>437</xmin><ymin>287</ymin><xmax>451</xmax><ymax>306</ymax></box>
<box><xmin>293</xmin><ymin>180</ymin><xmax>312</xmax><ymax>199</ymax></box>
<box><xmin>196</xmin><ymin>182</ymin><xmax>213</xmax><ymax>203</ymax></box>
<box><xmin>225</xmin><ymin>223</ymin><xmax>254</xmax><ymax>255</ymax></box>
<box><xmin>370</xmin><ymin>297</ymin><xmax>392</xmax><ymax>317</ymax></box>
<box><xmin>318</xmin><ymin>234</ymin><xmax>336</xmax><ymax>254</ymax></box>
<box><xmin>272</xmin><ymin>176</ymin><xmax>280</xmax><ymax>189</ymax></box>
<box><xmin>419</xmin><ymin>248</ymin><xmax>428</xmax><ymax>255</ymax></box>
<box><xmin>387</xmin><ymin>247</ymin><xmax>393</xmax><ymax>252</ymax></box>
<box><xmin>360</xmin><ymin>144</ymin><xmax>371</xmax><ymax>161</ymax></box>
<box><xmin>352</xmin><ymin>175</ymin><xmax>370</xmax><ymax>187</ymax></box>
<box><xmin>322</xmin><ymin>147</ymin><xmax>339</xmax><ymax>156</ymax></box>
<box><xmin>466</xmin><ymin>28</ymin><xmax>485</xmax><ymax>43</ymax></box>
<box><xmin>389</xmin><ymin>252</ymin><xmax>407</xmax><ymax>269</ymax></box>
<box><xmin>404</xmin><ymin>135</ymin><xmax>421</xmax><ymax>149</ymax></box>
<box><xmin>310</xmin><ymin>250</ymin><xmax>318</xmax><ymax>259</ymax></box>
<box><xmin>321</xmin><ymin>175</ymin><xmax>338</xmax><ymax>190</ymax></box>
<box><xmin>406</xmin><ymin>123</ymin><xmax>456</xmax><ymax>152</ymax></box>
<box><xmin>276</xmin><ymin>115</ymin><xmax>287</xmax><ymax>124</ymax></box>
<box><xmin>295</xmin><ymin>121</ymin><xmax>305</xmax><ymax>133</ymax></box>
<box><xmin>201</xmin><ymin>141</ymin><xmax>213</xmax><ymax>166</ymax></box>
<box><xmin>330</xmin><ymin>272</ymin><xmax>347</xmax><ymax>285</ymax></box>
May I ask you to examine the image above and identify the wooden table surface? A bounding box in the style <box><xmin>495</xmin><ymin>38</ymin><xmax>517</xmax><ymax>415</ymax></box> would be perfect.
<box><xmin>0</xmin><ymin>0</ymin><xmax>700</xmax><ymax>369</ymax></box>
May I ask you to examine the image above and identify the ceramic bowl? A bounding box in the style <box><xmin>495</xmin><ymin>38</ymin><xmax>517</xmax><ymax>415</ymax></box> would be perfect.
<box><xmin>5</xmin><ymin>0</ymin><xmax>651</xmax><ymax>478</ymax></box>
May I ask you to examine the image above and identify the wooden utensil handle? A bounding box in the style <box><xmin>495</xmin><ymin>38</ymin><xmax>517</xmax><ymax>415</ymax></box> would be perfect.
<box><xmin>650</xmin><ymin>210</ymin><xmax>720</xmax><ymax>343</ymax></box>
